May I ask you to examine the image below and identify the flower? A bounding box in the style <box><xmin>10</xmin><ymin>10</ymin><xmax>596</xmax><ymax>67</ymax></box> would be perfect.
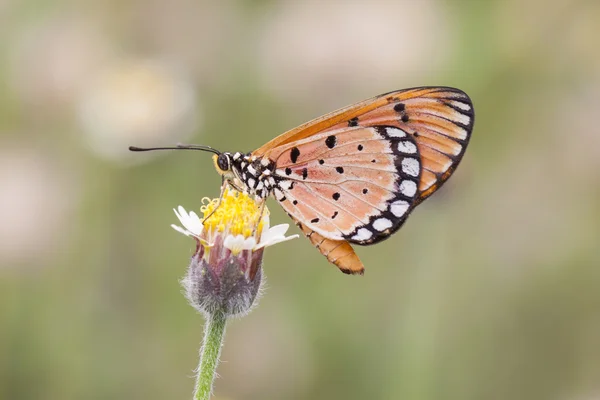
<box><xmin>174</xmin><ymin>188</ymin><xmax>298</xmax><ymax>316</ymax></box>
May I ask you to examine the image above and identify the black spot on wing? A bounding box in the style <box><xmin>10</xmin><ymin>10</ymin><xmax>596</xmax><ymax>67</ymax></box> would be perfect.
<box><xmin>290</xmin><ymin>147</ymin><xmax>300</xmax><ymax>163</ymax></box>
<box><xmin>325</xmin><ymin>135</ymin><xmax>337</xmax><ymax>149</ymax></box>
<box><xmin>394</xmin><ymin>103</ymin><xmax>405</xmax><ymax>112</ymax></box>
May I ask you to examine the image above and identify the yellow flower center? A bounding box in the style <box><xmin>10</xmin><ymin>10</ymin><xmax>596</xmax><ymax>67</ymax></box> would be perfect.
<box><xmin>200</xmin><ymin>188</ymin><xmax>267</xmax><ymax>239</ymax></box>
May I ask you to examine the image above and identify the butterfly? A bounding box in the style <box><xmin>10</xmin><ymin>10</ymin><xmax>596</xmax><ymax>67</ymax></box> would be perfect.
<box><xmin>130</xmin><ymin>86</ymin><xmax>474</xmax><ymax>275</ymax></box>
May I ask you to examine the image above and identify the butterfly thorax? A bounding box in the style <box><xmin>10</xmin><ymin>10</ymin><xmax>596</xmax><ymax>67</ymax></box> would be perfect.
<box><xmin>228</xmin><ymin>152</ymin><xmax>276</xmax><ymax>199</ymax></box>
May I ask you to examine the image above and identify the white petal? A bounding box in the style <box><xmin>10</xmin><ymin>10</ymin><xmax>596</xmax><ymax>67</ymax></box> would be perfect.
<box><xmin>256</xmin><ymin>234</ymin><xmax>299</xmax><ymax>249</ymax></box>
<box><xmin>173</xmin><ymin>207</ymin><xmax>185</xmax><ymax>224</ymax></box>
<box><xmin>173</xmin><ymin>206</ymin><xmax>203</xmax><ymax>235</ymax></box>
<box><xmin>242</xmin><ymin>237</ymin><xmax>257</xmax><ymax>250</ymax></box>
<box><xmin>187</xmin><ymin>211</ymin><xmax>204</xmax><ymax>234</ymax></box>
<box><xmin>259</xmin><ymin>223</ymin><xmax>288</xmax><ymax>245</ymax></box>
<box><xmin>177</xmin><ymin>205</ymin><xmax>188</xmax><ymax>220</ymax></box>
<box><xmin>171</xmin><ymin>224</ymin><xmax>192</xmax><ymax>236</ymax></box>
<box><xmin>223</xmin><ymin>234</ymin><xmax>245</xmax><ymax>254</ymax></box>
<box><xmin>267</xmin><ymin>223</ymin><xmax>290</xmax><ymax>237</ymax></box>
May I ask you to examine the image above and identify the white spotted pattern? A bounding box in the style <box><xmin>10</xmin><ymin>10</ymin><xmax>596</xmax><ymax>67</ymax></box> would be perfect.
<box><xmin>352</xmin><ymin>228</ymin><xmax>373</xmax><ymax>241</ymax></box>
<box><xmin>373</xmin><ymin>218</ymin><xmax>393</xmax><ymax>232</ymax></box>
<box><xmin>399</xmin><ymin>180</ymin><xmax>417</xmax><ymax>197</ymax></box>
<box><xmin>390</xmin><ymin>200</ymin><xmax>409</xmax><ymax>217</ymax></box>
<box><xmin>397</xmin><ymin>141</ymin><xmax>417</xmax><ymax>154</ymax></box>
<box><xmin>401</xmin><ymin>158</ymin><xmax>420</xmax><ymax>177</ymax></box>
<box><xmin>247</xmin><ymin>178</ymin><xmax>256</xmax><ymax>188</ymax></box>
<box><xmin>247</xmin><ymin>165</ymin><xmax>257</xmax><ymax>176</ymax></box>
<box><xmin>385</xmin><ymin>127</ymin><xmax>406</xmax><ymax>138</ymax></box>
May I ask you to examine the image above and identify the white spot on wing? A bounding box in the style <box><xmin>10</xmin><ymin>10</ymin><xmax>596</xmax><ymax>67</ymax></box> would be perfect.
<box><xmin>401</xmin><ymin>157</ymin><xmax>420</xmax><ymax>177</ymax></box>
<box><xmin>233</xmin><ymin>153</ymin><xmax>241</xmax><ymax>160</ymax></box>
<box><xmin>454</xmin><ymin>126</ymin><xmax>468</xmax><ymax>140</ymax></box>
<box><xmin>247</xmin><ymin>165</ymin><xmax>257</xmax><ymax>176</ymax></box>
<box><xmin>385</xmin><ymin>127</ymin><xmax>406</xmax><ymax>138</ymax></box>
<box><xmin>397</xmin><ymin>141</ymin><xmax>417</xmax><ymax>154</ymax></box>
<box><xmin>256</xmin><ymin>181</ymin><xmax>264</xmax><ymax>190</ymax></box>
<box><xmin>268</xmin><ymin>177</ymin><xmax>276</xmax><ymax>186</ymax></box>
<box><xmin>261</xmin><ymin>158</ymin><xmax>270</xmax><ymax>166</ymax></box>
<box><xmin>352</xmin><ymin>228</ymin><xmax>372</xmax><ymax>241</ymax></box>
<box><xmin>390</xmin><ymin>200</ymin><xmax>409</xmax><ymax>217</ymax></box>
<box><xmin>373</xmin><ymin>218</ymin><xmax>392</xmax><ymax>232</ymax></box>
<box><xmin>452</xmin><ymin>112</ymin><xmax>470</xmax><ymax>126</ymax></box>
<box><xmin>450</xmin><ymin>100</ymin><xmax>471</xmax><ymax>111</ymax></box>
<box><xmin>399</xmin><ymin>180</ymin><xmax>417</xmax><ymax>197</ymax></box>
<box><xmin>279</xmin><ymin>180</ymin><xmax>293</xmax><ymax>190</ymax></box>
<box><xmin>247</xmin><ymin>178</ymin><xmax>256</xmax><ymax>188</ymax></box>
<box><xmin>274</xmin><ymin>188</ymin><xmax>285</xmax><ymax>200</ymax></box>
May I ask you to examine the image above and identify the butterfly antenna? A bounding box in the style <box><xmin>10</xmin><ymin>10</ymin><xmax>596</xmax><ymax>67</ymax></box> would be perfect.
<box><xmin>128</xmin><ymin>144</ymin><xmax>221</xmax><ymax>155</ymax></box>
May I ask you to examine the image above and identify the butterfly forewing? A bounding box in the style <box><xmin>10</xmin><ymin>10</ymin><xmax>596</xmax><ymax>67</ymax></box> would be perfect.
<box><xmin>253</xmin><ymin>86</ymin><xmax>474</xmax><ymax>203</ymax></box>
<box><xmin>265</xmin><ymin>126</ymin><xmax>422</xmax><ymax>245</ymax></box>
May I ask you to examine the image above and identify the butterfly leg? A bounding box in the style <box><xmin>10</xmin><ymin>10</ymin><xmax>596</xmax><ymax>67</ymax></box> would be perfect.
<box><xmin>252</xmin><ymin>199</ymin><xmax>267</xmax><ymax>237</ymax></box>
<box><xmin>202</xmin><ymin>178</ymin><xmax>228</xmax><ymax>225</ymax></box>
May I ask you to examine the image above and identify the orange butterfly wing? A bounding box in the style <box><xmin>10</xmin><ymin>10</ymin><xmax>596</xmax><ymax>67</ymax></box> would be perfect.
<box><xmin>255</xmin><ymin>87</ymin><xmax>474</xmax><ymax>274</ymax></box>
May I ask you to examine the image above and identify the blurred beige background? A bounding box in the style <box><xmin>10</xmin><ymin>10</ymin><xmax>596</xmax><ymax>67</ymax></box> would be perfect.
<box><xmin>1</xmin><ymin>0</ymin><xmax>599</xmax><ymax>399</ymax></box>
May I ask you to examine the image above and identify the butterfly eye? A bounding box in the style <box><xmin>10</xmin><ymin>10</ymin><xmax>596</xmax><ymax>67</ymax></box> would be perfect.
<box><xmin>216</xmin><ymin>154</ymin><xmax>230</xmax><ymax>171</ymax></box>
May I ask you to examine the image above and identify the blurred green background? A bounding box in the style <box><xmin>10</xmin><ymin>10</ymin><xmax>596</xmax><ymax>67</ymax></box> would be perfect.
<box><xmin>1</xmin><ymin>0</ymin><xmax>599</xmax><ymax>399</ymax></box>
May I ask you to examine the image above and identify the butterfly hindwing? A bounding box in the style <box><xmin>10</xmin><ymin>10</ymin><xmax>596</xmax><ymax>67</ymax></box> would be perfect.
<box><xmin>268</xmin><ymin>126</ymin><xmax>421</xmax><ymax>245</ymax></box>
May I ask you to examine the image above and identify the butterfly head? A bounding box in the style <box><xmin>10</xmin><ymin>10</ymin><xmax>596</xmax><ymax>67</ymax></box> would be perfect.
<box><xmin>212</xmin><ymin>152</ymin><xmax>234</xmax><ymax>178</ymax></box>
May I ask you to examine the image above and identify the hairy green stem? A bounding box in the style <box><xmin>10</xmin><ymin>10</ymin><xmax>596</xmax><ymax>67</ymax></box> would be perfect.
<box><xmin>194</xmin><ymin>310</ymin><xmax>227</xmax><ymax>400</ymax></box>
